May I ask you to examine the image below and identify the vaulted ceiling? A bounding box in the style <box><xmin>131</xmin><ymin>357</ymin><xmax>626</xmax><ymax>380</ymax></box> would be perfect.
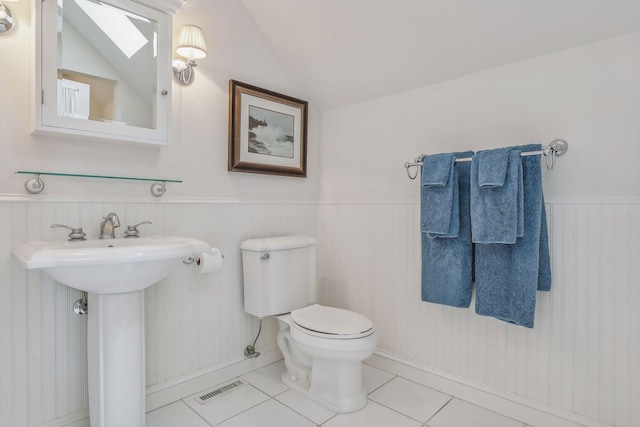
<box><xmin>240</xmin><ymin>0</ymin><xmax>640</xmax><ymax>110</ymax></box>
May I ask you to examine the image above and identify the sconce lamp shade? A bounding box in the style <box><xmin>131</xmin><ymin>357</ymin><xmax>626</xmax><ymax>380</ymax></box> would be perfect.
<box><xmin>175</xmin><ymin>25</ymin><xmax>207</xmax><ymax>60</ymax></box>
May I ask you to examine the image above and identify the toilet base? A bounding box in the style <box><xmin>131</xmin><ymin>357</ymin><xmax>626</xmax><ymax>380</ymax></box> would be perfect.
<box><xmin>277</xmin><ymin>325</ymin><xmax>372</xmax><ymax>413</ymax></box>
<box><xmin>275</xmin><ymin>311</ymin><xmax>376</xmax><ymax>413</ymax></box>
<box><xmin>281</xmin><ymin>369</ymin><xmax>367</xmax><ymax>413</ymax></box>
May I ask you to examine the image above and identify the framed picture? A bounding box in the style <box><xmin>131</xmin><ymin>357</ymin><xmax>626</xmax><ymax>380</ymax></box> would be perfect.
<box><xmin>228</xmin><ymin>80</ymin><xmax>308</xmax><ymax>177</ymax></box>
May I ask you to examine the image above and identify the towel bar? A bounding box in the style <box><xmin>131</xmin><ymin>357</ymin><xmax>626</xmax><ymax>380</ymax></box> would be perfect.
<box><xmin>404</xmin><ymin>139</ymin><xmax>568</xmax><ymax>179</ymax></box>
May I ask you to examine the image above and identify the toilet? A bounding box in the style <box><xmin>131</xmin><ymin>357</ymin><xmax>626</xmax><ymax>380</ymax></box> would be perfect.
<box><xmin>241</xmin><ymin>235</ymin><xmax>377</xmax><ymax>413</ymax></box>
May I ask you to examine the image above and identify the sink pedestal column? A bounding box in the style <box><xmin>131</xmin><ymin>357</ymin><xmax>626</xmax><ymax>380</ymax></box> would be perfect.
<box><xmin>87</xmin><ymin>291</ymin><xmax>146</xmax><ymax>427</ymax></box>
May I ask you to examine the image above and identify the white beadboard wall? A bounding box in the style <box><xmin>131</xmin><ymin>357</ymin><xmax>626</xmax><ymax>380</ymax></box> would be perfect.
<box><xmin>317</xmin><ymin>199</ymin><xmax>640</xmax><ymax>427</ymax></box>
<box><xmin>0</xmin><ymin>197</ymin><xmax>317</xmax><ymax>427</ymax></box>
<box><xmin>2</xmin><ymin>196</ymin><xmax>638</xmax><ymax>427</ymax></box>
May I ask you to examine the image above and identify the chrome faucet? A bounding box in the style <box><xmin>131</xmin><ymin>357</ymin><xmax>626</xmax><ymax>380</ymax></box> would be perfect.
<box><xmin>99</xmin><ymin>212</ymin><xmax>121</xmax><ymax>239</ymax></box>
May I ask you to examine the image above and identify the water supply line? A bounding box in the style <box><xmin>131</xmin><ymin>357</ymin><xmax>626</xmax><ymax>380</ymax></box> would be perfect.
<box><xmin>244</xmin><ymin>318</ymin><xmax>263</xmax><ymax>358</ymax></box>
<box><xmin>73</xmin><ymin>291</ymin><xmax>88</xmax><ymax>315</ymax></box>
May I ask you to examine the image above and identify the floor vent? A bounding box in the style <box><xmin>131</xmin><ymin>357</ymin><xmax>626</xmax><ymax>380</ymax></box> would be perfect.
<box><xmin>195</xmin><ymin>380</ymin><xmax>245</xmax><ymax>404</ymax></box>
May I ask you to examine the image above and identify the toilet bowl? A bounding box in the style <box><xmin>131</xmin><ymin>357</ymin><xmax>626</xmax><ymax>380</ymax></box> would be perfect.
<box><xmin>241</xmin><ymin>236</ymin><xmax>377</xmax><ymax>413</ymax></box>
<box><xmin>276</xmin><ymin>304</ymin><xmax>377</xmax><ymax>412</ymax></box>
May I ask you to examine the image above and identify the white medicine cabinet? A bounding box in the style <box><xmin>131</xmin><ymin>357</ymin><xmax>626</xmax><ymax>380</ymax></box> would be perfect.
<box><xmin>35</xmin><ymin>0</ymin><xmax>172</xmax><ymax>146</ymax></box>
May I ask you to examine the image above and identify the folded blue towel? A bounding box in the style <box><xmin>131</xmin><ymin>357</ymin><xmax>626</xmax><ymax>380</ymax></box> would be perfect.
<box><xmin>474</xmin><ymin>144</ymin><xmax>552</xmax><ymax>328</ymax></box>
<box><xmin>421</xmin><ymin>151</ymin><xmax>474</xmax><ymax>308</ymax></box>
<box><xmin>477</xmin><ymin>149</ymin><xmax>510</xmax><ymax>188</ymax></box>
<box><xmin>471</xmin><ymin>148</ymin><xmax>523</xmax><ymax>244</ymax></box>
<box><xmin>421</xmin><ymin>153</ymin><xmax>454</xmax><ymax>186</ymax></box>
<box><xmin>478</xmin><ymin>149</ymin><xmax>525</xmax><ymax>237</ymax></box>
<box><xmin>421</xmin><ymin>154</ymin><xmax>459</xmax><ymax>238</ymax></box>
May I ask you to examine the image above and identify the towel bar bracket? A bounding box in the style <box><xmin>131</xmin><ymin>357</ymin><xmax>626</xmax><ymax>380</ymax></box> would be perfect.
<box><xmin>542</xmin><ymin>139</ymin><xmax>568</xmax><ymax>170</ymax></box>
<box><xmin>404</xmin><ymin>154</ymin><xmax>426</xmax><ymax>180</ymax></box>
<box><xmin>549</xmin><ymin>139</ymin><xmax>568</xmax><ymax>157</ymax></box>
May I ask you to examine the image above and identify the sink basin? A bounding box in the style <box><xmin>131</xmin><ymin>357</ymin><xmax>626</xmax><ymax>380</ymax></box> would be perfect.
<box><xmin>12</xmin><ymin>235</ymin><xmax>209</xmax><ymax>294</ymax></box>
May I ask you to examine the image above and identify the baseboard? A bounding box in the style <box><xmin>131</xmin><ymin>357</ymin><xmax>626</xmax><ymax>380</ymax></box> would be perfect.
<box><xmin>145</xmin><ymin>345</ymin><xmax>283</xmax><ymax>412</ymax></box>
<box><xmin>367</xmin><ymin>351</ymin><xmax>613</xmax><ymax>427</ymax></box>
<box><xmin>36</xmin><ymin>411</ymin><xmax>89</xmax><ymax>427</ymax></box>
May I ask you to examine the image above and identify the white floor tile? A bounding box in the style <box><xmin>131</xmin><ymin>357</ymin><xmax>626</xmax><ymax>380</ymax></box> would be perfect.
<box><xmin>146</xmin><ymin>358</ymin><xmax>574</xmax><ymax>427</ymax></box>
<box><xmin>369</xmin><ymin>377</ymin><xmax>451</xmax><ymax>422</ymax></box>
<box><xmin>362</xmin><ymin>363</ymin><xmax>396</xmax><ymax>394</ymax></box>
<box><xmin>276</xmin><ymin>388</ymin><xmax>336</xmax><ymax>424</ymax></box>
<box><xmin>323</xmin><ymin>400</ymin><xmax>422</xmax><ymax>427</ymax></box>
<box><xmin>427</xmin><ymin>398</ymin><xmax>525</xmax><ymax>427</ymax></box>
<box><xmin>146</xmin><ymin>401</ymin><xmax>210</xmax><ymax>427</ymax></box>
<box><xmin>239</xmin><ymin>360</ymin><xmax>289</xmax><ymax>396</ymax></box>
<box><xmin>217</xmin><ymin>399</ymin><xmax>316</xmax><ymax>427</ymax></box>
<box><xmin>183</xmin><ymin>382</ymin><xmax>269</xmax><ymax>425</ymax></box>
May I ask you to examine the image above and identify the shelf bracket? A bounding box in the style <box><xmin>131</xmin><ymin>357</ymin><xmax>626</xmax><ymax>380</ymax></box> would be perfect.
<box><xmin>24</xmin><ymin>174</ymin><xmax>45</xmax><ymax>194</ymax></box>
<box><xmin>150</xmin><ymin>182</ymin><xmax>167</xmax><ymax>197</ymax></box>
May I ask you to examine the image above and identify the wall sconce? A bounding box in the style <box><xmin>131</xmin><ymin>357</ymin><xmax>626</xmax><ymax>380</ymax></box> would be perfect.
<box><xmin>0</xmin><ymin>0</ymin><xmax>20</xmax><ymax>35</ymax></box>
<box><xmin>172</xmin><ymin>25</ymin><xmax>207</xmax><ymax>85</ymax></box>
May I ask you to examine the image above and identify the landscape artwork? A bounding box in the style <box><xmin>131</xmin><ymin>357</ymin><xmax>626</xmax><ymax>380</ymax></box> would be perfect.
<box><xmin>248</xmin><ymin>106</ymin><xmax>295</xmax><ymax>159</ymax></box>
<box><xmin>229</xmin><ymin>80</ymin><xmax>308</xmax><ymax>177</ymax></box>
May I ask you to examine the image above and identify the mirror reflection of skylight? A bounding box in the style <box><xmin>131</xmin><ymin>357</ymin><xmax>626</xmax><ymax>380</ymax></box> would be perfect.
<box><xmin>73</xmin><ymin>0</ymin><xmax>150</xmax><ymax>59</ymax></box>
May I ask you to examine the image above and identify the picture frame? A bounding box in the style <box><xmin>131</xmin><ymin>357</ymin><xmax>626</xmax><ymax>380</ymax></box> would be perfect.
<box><xmin>228</xmin><ymin>80</ymin><xmax>308</xmax><ymax>177</ymax></box>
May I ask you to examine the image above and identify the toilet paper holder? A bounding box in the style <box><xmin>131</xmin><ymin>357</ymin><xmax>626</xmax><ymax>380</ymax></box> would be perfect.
<box><xmin>182</xmin><ymin>255</ymin><xmax>200</xmax><ymax>265</ymax></box>
<box><xmin>183</xmin><ymin>251</ymin><xmax>224</xmax><ymax>265</ymax></box>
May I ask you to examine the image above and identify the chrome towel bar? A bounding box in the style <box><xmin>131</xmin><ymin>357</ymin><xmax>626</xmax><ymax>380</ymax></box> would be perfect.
<box><xmin>404</xmin><ymin>139</ymin><xmax>568</xmax><ymax>180</ymax></box>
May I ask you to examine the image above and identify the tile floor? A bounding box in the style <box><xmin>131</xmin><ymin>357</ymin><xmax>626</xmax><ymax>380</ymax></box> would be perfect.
<box><xmin>146</xmin><ymin>361</ymin><xmax>537</xmax><ymax>427</ymax></box>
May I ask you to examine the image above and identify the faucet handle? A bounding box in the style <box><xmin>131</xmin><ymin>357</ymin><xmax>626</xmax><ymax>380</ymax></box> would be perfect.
<box><xmin>51</xmin><ymin>224</ymin><xmax>87</xmax><ymax>241</ymax></box>
<box><xmin>124</xmin><ymin>221</ymin><xmax>152</xmax><ymax>238</ymax></box>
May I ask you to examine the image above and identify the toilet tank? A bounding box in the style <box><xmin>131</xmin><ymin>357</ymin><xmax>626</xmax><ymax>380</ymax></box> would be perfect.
<box><xmin>241</xmin><ymin>235</ymin><xmax>317</xmax><ymax>318</ymax></box>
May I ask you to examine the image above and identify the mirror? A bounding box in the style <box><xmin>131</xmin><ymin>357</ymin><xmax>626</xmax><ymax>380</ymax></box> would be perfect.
<box><xmin>36</xmin><ymin>0</ymin><xmax>171</xmax><ymax>145</ymax></box>
<box><xmin>58</xmin><ymin>0</ymin><xmax>157</xmax><ymax>127</ymax></box>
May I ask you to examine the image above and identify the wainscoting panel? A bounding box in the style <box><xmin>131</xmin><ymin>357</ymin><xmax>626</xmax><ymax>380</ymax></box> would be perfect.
<box><xmin>3</xmin><ymin>196</ymin><xmax>637</xmax><ymax>426</ymax></box>
<box><xmin>0</xmin><ymin>197</ymin><xmax>317</xmax><ymax>426</ymax></box>
<box><xmin>317</xmin><ymin>200</ymin><xmax>639</xmax><ymax>427</ymax></box>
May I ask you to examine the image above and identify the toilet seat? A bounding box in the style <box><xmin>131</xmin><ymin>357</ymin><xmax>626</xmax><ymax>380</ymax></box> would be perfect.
<box><xmin>291</xmin><ymin>304</ymin><xmax>374</xmax><ymax>339</ymax></box>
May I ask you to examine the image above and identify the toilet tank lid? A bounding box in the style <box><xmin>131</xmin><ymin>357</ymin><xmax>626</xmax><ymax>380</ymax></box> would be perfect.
<box><xmin>241</xmin><ymin>235</ymin><xmax>317</xmax><ymax>252</ymax></box>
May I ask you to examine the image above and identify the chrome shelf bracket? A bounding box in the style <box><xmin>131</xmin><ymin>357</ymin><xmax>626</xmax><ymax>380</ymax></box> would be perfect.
<box><xmin>24</xmin><ymin>174</ymin><xmax>45</xmax><ymax>194</ymax></box>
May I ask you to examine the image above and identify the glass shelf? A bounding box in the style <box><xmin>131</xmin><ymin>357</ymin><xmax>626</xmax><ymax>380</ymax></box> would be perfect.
<box><xmin>16</xmin><ymin>171</ymin><xmax>182</xmax><ymax>197</ymax></box>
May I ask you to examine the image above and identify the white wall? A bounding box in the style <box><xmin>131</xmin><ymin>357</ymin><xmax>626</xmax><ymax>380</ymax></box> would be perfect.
<box><xmin>0</xmin><ymin>0</ymin><xmax>320</xmax><ymax>200</ymax></box>
<box><xmin>317</xmin><ymin>33</ymin><xmax>640</xmax><ymax>426</ymax></box>
<box><xmin>319</xmin><ymin>32</ymin><xmax>640</xmax><ymax>202</ymax></box>
<box><xmin>0</xmin><ymin>0</ymin><xmax>319</xmax><ymax>425</ymax></box>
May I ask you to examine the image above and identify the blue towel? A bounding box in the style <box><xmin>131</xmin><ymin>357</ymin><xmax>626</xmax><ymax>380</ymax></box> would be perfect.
<box><xmin>421</xmin><ymin>154</ymin><xmax>459</xmax><ymax>238</ymax></box>
<box><xmin>471</xmin><ymin>148</ymin><xmax>524</xmax><ymax>244</ymax></box>
<box><xmin>538</xmin><ymin>200</ymin><xmax>552</xmax><ymax>291</ymax></box>
<box><xmin>421</xmin><ymin>151</ymin><xmax>474</xmax><ymax>308</ymax></box>
<box><xmin>477</xmin><ymin>148</ymin><xmax>510</xmax><ymax>188</ymax></box>
<box><xmin>474</xmin><ymin>144</ymin><xmax>552</xmax><ymax>328</ymax></box>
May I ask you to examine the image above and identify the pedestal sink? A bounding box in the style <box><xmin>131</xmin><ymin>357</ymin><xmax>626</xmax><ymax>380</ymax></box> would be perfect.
<box><xmin>13</xmin><ymin>236</ymin><xmax>210</xmax><ymax>427</ymax></box>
